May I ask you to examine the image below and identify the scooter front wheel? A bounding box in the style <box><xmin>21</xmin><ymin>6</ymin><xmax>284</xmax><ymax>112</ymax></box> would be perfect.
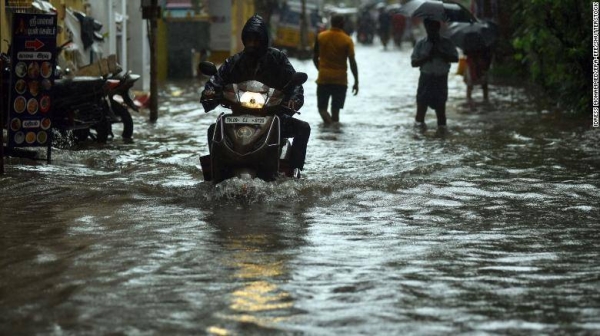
<box><xmin>73</xmin><ymin>128</ymin><xmax>90</xmax><ymax>142</ymax></box>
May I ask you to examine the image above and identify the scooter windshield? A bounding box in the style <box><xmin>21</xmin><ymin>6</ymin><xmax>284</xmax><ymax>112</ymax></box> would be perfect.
<box><xmin>237</xmin><ymin>80</ymin><xmax>270</xmax><ymax>93</ymax></box>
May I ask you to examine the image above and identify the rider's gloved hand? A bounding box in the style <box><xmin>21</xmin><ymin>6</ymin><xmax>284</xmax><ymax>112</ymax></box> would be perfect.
<box><xmin>200</xmin><ymin>88</ymin><xmax>222</xmax><ymax>112</ymax></box>
<box><xmin>201</xmin><ymin>89</ymin><xmax>216</xmax><ymax>100</ymax></box>
<box><xmin>282</xmin><ymin>100</ymin><xmax>300</xmax><ymax>115</ymax></box>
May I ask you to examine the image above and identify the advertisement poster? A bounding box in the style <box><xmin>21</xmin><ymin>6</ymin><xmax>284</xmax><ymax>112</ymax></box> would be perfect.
<box><xmin>8</xmin><ymin>13</ymin><xmax>57</xmax><ymax>150</ymax></box>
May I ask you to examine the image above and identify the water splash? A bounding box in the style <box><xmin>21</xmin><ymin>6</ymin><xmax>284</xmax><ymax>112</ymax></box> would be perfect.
<box><xmin>199</xmin><ymin>177</ymin><xmax>302</xmax><ymax>204</ymax></box>
<box><xmin>51</xmin><ymin>129</ymin><xmax>76</xmax><ymax>149</ymax></box>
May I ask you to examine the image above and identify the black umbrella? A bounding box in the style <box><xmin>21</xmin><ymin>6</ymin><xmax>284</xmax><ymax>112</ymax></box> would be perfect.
<box><xmin>398</xmin><ymin>0</ymin><xmax>476</xmax><ymax>23</ymax></box>
<box><xmin>444</xmin><ymin>20</ymin><xmax>498</xmax><ymax>51</ymax></box>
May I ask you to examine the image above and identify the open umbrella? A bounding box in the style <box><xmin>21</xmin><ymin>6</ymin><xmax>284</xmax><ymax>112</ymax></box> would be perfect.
<box><xmin>444</xmin><ymin>20</ymin><xmax>498</xmax><ymax>51</ymax></box>
<box><xmin>386</xmin><ymin>3</ymin><xmax>402</xmax><ymax>14</ymax></box>
<box><xmin>398</xmin><ymin>0</ymin><xmax>476</xmax><ymax>23</ymax></box>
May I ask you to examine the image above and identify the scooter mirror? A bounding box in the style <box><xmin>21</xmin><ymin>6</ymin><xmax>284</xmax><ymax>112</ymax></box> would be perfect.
<box><xmin>283</xmin><ymin>72</ymin><xmax>308</xmax><ymax>90</ymax></box>
<box><xmin>199</xmin><ymin>61</ymin><xmax>217</xmax><ymax>76</ymax></box>
<box><xmin>292</xmin><ymin>72</ymin><xmax>308</xmax><ymax>85</ymax></box>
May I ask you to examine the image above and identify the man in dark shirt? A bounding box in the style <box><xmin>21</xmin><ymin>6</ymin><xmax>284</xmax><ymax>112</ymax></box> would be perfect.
<box><xmin>201</xmin><ymin>15</ymin><xmax>310</xmax><ymax>173</ymax></box>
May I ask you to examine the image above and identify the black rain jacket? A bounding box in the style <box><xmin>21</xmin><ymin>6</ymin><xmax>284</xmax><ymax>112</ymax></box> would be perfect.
<box><xmin>201</xmin><ymin>15</ymin><xmax>304</xmax><ymax>115</ymax></box>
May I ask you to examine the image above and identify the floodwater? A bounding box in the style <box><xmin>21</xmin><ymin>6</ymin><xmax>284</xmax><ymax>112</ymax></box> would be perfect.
<box><xmin>1</xmin><ymin>43</ymin><xmax>599</xmax><ymax>335</ymax></box>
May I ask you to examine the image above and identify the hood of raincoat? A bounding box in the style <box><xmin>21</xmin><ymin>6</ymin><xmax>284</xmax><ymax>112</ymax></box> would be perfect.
<box><xmin>241</xmin><ymin>14</ymin><xmax>269</xmax><ymax>57</ymax></box>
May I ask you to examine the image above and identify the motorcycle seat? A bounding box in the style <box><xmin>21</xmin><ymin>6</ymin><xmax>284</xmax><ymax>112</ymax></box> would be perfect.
<box><xmin>54</xmin><ymin>76</ymin><xmax>106</xmax><ymax>93</ymax></box>
<box><xmin>57</xmin><ymin>76</ymin><xmax>105</xmax><ymax>84</ymax></box>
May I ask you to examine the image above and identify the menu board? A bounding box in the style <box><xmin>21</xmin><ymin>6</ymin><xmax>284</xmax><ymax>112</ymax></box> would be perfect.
<box><xmin>8</xmin><ymin>13</ymin><xmax>57</xmax><ymax>149</ymax></box>
<box><xmin>5</xmin><ymin>0</ymin><xmax>30</xmax><ymax>9</ymax></box>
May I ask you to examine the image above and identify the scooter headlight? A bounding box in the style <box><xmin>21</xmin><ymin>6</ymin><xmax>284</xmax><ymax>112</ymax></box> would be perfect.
<box><xmin>239</xmin><ymin>91</ymin><xmax>265</xmax><ymax>109</ymax></box>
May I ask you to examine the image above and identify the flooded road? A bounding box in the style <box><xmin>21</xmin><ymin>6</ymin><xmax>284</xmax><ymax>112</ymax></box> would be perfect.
<box><xmin>1</xmin><ymin>44</ymin><xmax>600</xmax><ymax>335</ymax></box>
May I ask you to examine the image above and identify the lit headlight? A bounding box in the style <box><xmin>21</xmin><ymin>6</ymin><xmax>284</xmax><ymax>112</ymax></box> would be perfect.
<box><xmin>240</xmin><ymin>91</ymin><xmax>265</xmax><ymax>109</ymax></box>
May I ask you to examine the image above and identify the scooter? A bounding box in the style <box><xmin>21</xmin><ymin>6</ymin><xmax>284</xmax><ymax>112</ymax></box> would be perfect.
<box><xmin>356</xmin><ymin>11</ymin><xmax>375</xmax><ymax>45</ymax></box>
<box><xmin>55</xmin><ymin>40</ymin><xmax>139</xmax><ymax>142</ymax></box>
<box><xmin>198</xmin><ymin>61</ymin><xmax>307</xmax><ymax>184</ymax></box>
<box><xmin>357</xmin><ymin>25</ymin><xmax>375</xmax><ymax>44</ymax></box>
<box><xmin>52</xmin><ymin>73</ymin><xmax>112</xmax><ymax>143</ymax></box>
<box><xmin>57</xmin><ymin>71</ymin><xmax>140</xmax><ymax>143</ymax></box>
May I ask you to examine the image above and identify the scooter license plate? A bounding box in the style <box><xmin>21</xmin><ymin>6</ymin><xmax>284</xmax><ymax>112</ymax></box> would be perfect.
<box><xmin>225</xmin><ymin>116</ymin><xmax>267</xmax><ymax>125</ymax></box>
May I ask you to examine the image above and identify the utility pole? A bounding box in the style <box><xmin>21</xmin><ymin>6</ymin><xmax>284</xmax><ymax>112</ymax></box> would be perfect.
<box><xmin>149</xmin><ymin>0</ymin><xmax>158</xmax><ymax>122</ymax></box>
<box><xmin>298</xmin><ymin>0</ymin><xmax>309</xmax><ymax>59</ymax></box>
<box><xmin>1</xmin><ymin>114</ymin><xmax>4</xmax><ymax>174</ymax></box>
<box><xmin>1</xmin><ymin>89</ymin><xmax>4</xmax><ymax>174</ymax></box>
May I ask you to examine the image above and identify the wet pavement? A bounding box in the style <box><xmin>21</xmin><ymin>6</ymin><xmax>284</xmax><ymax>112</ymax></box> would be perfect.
<box><xmin>1</xmin><ymin>42</ymin><xmax>600</xmax><ymax>335</ymax></box>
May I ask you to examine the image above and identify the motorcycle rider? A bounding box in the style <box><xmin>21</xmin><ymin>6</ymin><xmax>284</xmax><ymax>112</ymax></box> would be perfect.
<box><xmin>200</xmin><ymin>14</ymin><xmax>310</xmax><ymax>177</ymax></box>
<box><xmin>357</xmin><ymin>9</ymin><xmax>375</xmax><ymax>44</ymax></box>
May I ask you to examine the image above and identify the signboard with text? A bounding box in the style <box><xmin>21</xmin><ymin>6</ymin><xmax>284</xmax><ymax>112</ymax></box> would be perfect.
<box><xmin>5</xmin><ymin>0</ymin><xmax>30</xmax><ymax>9</ymax></box>
<box><xmin>8</xmin><ymin>13</ymin><xmax>57</xmax><ymax>151</ymax></box>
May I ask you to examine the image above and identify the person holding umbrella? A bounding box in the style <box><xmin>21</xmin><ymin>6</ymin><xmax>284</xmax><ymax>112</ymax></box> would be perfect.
<box><xmin>445</xmin><ymin>21</ymin><xmax>498</xmax><ymax>105</ymax></box>
<box><xmin>411</xmin><ymin>18</ymin><xmax>458</xmax><ymax>130</ymax></box>
<box><xmin>463</xmin><ymin>35</ymin><xmax>492</xmax><ymax>105</ymax></box>
<box><xmin>377</xmin><ymin>4</ymin><xmax>392</xmax><ymax>50</ymax></box>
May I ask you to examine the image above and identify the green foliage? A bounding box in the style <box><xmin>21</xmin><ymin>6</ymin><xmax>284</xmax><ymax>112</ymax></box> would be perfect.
<box><xmin>508</xmin><ymin>0</ymin><xmax>591</xmax><ymax>113</ymax></box>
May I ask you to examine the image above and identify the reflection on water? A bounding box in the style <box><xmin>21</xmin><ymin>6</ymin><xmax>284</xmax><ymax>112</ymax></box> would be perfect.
<box><xmin>203</xmin><ymin>205</ymin><xmax>309</xmax><ymax>334</ymax></box>
<box><xmin>1</xmin><ymin>44</ymin><xmax>599</xmax><ymax>334</ymax></box>
<box><xmin>214</xmin><ymin>237</ymin><xmax>294</xmax><ymax>330</ymax></box>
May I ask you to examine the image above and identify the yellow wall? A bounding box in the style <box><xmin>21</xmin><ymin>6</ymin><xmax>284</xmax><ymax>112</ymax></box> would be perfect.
<box><xmin>230</xmin><ymin>0</ymin><xmax>254</xmax><ymax>55</ymax></box>
<box><xmin>1</xmin><ymin>2</ymin><xmax>11</xmax><ymax>53</ymax></box>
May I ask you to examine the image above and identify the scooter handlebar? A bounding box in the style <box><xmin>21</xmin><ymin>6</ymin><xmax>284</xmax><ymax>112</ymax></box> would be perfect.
<box><xmin>279</xmin><ymin>105</ymin><xmax>300</xmax><ymax>116</ymax></box>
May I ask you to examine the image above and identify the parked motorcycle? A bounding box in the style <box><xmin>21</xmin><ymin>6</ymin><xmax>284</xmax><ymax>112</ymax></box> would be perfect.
<box><xmin>52</xmin><ymin>41</ymin><xmax>112</xmax><ymax>143</ymax></box>
<box><xmin>55</xmin><ymin>41</ymin><xmax>139</xmax><ymax>143</ymax></box>
<box><xmin>52</xmin><ymin>73</ymin><xmax>112</xmax><ymax>143</ymax></box>
<box><xmin>198</xmin><ymin>61</ymin><xmax>308</xmax><ymax>184</ymax></box>
<box><xmin>70</xmin><ymin>70</ymin><xmax>140</xmax><ymax>142</ymax></box>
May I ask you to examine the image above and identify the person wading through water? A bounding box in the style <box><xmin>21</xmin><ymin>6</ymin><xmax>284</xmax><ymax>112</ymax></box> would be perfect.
<box><xmin>410</xmin><ymin>18</ymin><xmax>458</xmax><ymax>131</ymax></box>
<box><xmin>312</xmin><ymin>14</ymin><xmax>359</xmax><ymax>124</ymax></box>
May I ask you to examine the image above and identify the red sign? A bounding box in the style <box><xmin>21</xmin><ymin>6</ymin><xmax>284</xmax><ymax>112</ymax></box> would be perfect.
<box><xmin>25</xmin><ymin>38</ymin><xmax>45</xmax><ymax>51</ymax></box>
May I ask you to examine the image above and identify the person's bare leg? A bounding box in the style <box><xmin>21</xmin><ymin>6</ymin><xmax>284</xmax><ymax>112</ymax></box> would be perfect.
<box><xmin>415</xmin><ymin>103</ymin><xmax>427</xmax><ymax>123</ymax></box>
<box><xmin>331</xmin><ymin>108</ymin><xmax>340</xmax><ymax>122</ymax></box>
<box><xmin>318</xmin><ymin>108</ymin><xmax>333</xmax><ymax>124</ymax></box>
<box><xmin>434</xmin><ymin>105</ymin><xmax>447</xmax><ymax>127</ymax></box>
<box><xmin>482</xmin><ymin>82</ymin><xmax>489</xmax><ymax>103</ymax></box>
<box><xmin>467</xmin><ymin>84</ymin><xmax>473</xmax><ymax>104</ymax></box>
<box><xmin>414</xmin><ymin>103</ymin><xmax>427</xmax><ymax>130</ymax></box>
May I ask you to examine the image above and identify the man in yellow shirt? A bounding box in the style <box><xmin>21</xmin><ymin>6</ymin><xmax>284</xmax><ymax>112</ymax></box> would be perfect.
<box><xmin>312</xmin><ymin>15</ymin><xmax>359</xmax><ymax>124</ymax></box>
